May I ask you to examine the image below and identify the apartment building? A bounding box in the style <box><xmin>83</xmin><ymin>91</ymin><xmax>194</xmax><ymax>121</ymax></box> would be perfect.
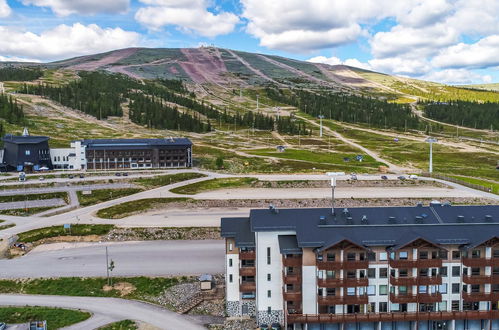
<box><xmin>221</xmin><ymin>204</ymin><xmax>499</xmax><ymax>330</ymax></box>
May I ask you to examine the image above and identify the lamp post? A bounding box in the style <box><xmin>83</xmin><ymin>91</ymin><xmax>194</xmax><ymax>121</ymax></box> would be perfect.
<box><xmin>425</xmin><ymin>137</ymin><xmax>438</xmax><ymax>174</ymax></box>
<box><xmin>326</xmin><ymin>172</ymin><xmax>345</xmax><ymax>215</ymax></box>
<box><xmin>318</xmin><ymin>115</ymin><xmax>324</xmax><ymax>137</ymax></box>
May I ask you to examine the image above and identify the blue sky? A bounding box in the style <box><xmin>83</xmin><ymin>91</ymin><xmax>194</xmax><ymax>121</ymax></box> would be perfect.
<box><xmin>0</xmin><ymin>0</ymin><xmax>498</xmax><ymax>85</ymax></box>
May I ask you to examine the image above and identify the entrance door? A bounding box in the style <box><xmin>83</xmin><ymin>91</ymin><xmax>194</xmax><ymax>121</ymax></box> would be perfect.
<box><xmin>242</xmin><ymin>305</ymin><xmax>248</xmax><ymax>315</ymax></box>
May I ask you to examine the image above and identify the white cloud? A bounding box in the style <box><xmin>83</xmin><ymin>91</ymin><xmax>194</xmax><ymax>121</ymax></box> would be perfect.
<box><xmin>21</xmin><ymin>0</ymin><xmax>129</xmax><ymax>16</ymax></box>
<box><xmin>135</xmin><ymin>0</ymin><xmax>239</xmax><ymax>37</ymax></box>
<box><xmin>0</xmin><ymin>23</ymin><xmax>141</xmax><ymax>61</ymax></box>
<box><xmin>343</xmin><ymin>58</ymin><xmax>371</xmax><ymax>70</ymax></box>
<box><xmin>0</xmin><ymin>55</ymin><xmax>40</xmax><ymax>63</ymax></box>
<box><xmin>369</xmin><ymin>57</ymin><xmax>432</xmax><ymax>76</ymax></box>
<box><xmin>432</xmin><ymin>35</ymin><xmax>499</xmax><ymax>69</ymax></box>
<box><xmin>423</xmin><ymin>69</ymin><xmax>493</xmax><ymax>85</ymax></box>
<box><xmin>396</xmin><ymin>0</ymin><xmax>453</xmax><ymax>28</ymax></box>
<box><xmin>308</xmin><ymin>56</ymin><xmax>372</xmax><ymax>71</ymax></box>
<box><xmin>0</xmin><ymin>0</ymin><xmax>11</xmax><ymax>17</ymax></box>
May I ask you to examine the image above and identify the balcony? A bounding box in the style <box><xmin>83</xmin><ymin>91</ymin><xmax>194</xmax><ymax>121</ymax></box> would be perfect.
<box><xmin>463</xmin><ymin>275</ymin><xmax>492</xmax><ymax>285</ymax></box>
<box><xmin>418</xmin><ymin>275</ymin><xmax>442</xmax><ymax>285</ymax></box>
<box><xmin>239</xmin><ymin>282</ymin><xmax>256</xmax><ymax>292</ymax></box>
<box><xmin>318</xmin><ymin>295</ymin><xmax>368</xmax><ymax>305</ymax></box>
<box><xmin>283</xmin><ymin>256</ymin><xmax>302</xmax><ymax>267</ymax></box>
<box><xmin>317</xmin><ymin>260</ymin><xmax>368</xmax><ymax>270</ymax></box>
<box><xmin>462</xmin><ymin>258</ymin><xmax>489</xmax><ymax>267</ymax></box>
<box><xmin>239</xmin><ymin>266</ymin><xmax>256</xmax><ymax>276</ymax></box>
<box><xmin>389</xmin><ymin>259</ymin><xmax>442</xmax><ymax>268</ymax></box>
<box><xmin>318</xmin><ymin>278</ymin><xmax>368</xmax><ymax>288</ymax></box>
<box><xmin>283</xmin><ymin>291</ymin><xmax>302</xmax><ymax>301</ymax></box>
<box><xmin>390</xmin><ymin>293</ymin><xmax>442</xmax><ymax>304</ymax></box>
<box><xmin>390</xmin><ymin>276</ymin><xmax>418</xmax><ymax>286</ymax></box>
<box><xmin>462</xmin><ymin>292</ymin><xmax>499</xmax><ymax>302</ymax></box>
<box><xmin>286</xmin><ymin>310</ymin><xmax>499</xmax><ymax>324</ymax></box>
<box><xmin>239</xmin><ymin>250</ymin><xmax>255</xmax><ymax>260</ymax></box>
<box><xmin>283</xmin><ymin>273</ymin><xmax>302</xmax><ymax>285</ymax></box>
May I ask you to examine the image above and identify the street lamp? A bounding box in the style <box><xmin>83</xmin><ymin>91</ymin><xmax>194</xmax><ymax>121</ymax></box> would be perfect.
<box><xmin>425</xmin><ymin>137</ymin><xmax>438</xmax><ymax>174</ymax></box>
<box><xmin>318</xmin><ymin>115</ymin><xmax>325</xmax><ymax>137</ymax></box>
<box><xmin>326</xmin><ymin>172</ymin><xmax>345</xmax><ymax>215</ymax></box>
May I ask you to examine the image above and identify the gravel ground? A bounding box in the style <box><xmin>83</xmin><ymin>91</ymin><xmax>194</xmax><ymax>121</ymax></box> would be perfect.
<box><xmin>105</xmin><ymin>227</ymin><xmax>221</xmax><ymax>242</ymax></box>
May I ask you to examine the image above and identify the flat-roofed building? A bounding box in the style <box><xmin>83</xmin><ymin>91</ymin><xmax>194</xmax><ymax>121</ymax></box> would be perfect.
<box><xmin>221</xmin><ymin>204</ymin><xmax>499</xmax><ymax>330</ymax></box>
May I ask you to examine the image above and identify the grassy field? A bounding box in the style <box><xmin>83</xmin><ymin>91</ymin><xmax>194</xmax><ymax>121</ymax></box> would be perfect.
<box><xmin>99</xmin><ymin>320</ymin><xmax>138</xmax><ymax>330</ymax></box>
<box><xmin>132</xmin><ymin>172</ymin><xmax>206</xmax><ymax>188</ymax></box>
<box><xmin>0</xmin><ymin>306</ymin><xmax>90</xmax><ymax>329</ymax></box>
<box><xmin>170</xmin><ymin>177</ymin><xmax>257</xmax><ymax>194</ymax></box>
<box><xmin>77</xmin><ymin>188</ymin><xmax>143</xmax><ymax>207</ymax></box>
<box><xmin>17</xmin><ymin>224</ymin><xmax>115</xmax><ymax>243</ymax></box>
<box><xmin>0</xmin><ymin>206</ymin><xmax>56</xmax><ymax>216</ymax></box>
<box><xmin>96</xmin><ymin>198</ymin><xmax>194</xmax><ymax>219</ymax></box>
<box><xmin>449</xmin><ymin>175</ymin><xmax>499</xmax><ymax>194</ymax></box>
<box><xmin>0</xmin><ymin>223</ymin><xmax>15</xmax><ymax>230</ymax></box>
<box><xmin>0</xmin><ymin>276</ymin><xmax>185</xmax><ymax>302</ymax></box>
<box><xmin>0</xmin><ymin>192</ymin><xmax>68</xmax><ymax>203</ymax></box>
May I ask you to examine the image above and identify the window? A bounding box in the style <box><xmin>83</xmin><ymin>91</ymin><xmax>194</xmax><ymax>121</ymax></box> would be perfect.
<box><xmin>229</xmin><ymin>259</ymin><xmax>233</xmax><ymax>267</ymax></box>
<box><xmin>439</xmin><ymin>301</ymin><xmax>447</xmax><ymax>311</ymax></box>
<box><xmin>419</xmin><ymin>268</ymin><xmax>429</xmax><ymax>277</ymax></box>
<box><xmin>25</xmin><ymin>150</ymin><xmax>30</xmax><ymax>156</ymax></box>
<box><xmin>347</xmin><ymin>287</ymin><xmax>355</xmax><ymax>296</ymax></box>
<box><xmin>439</xmin><ymin>267</ymin><xmax>448</xmax><ymax>277</ymax></box>
<box><xmin>228</xmin><ymin>243</ymin><xmax>233</xmax><ymax>251</ymax></box>
<box><xmin>379</xmin><ymin>252</ymin><xmax>388</xmax><ymax>261</ymax></box>
<box><xmin>326</xmin><ymin>270</ymin><xmax>336</xmax><ymax>279</ymax></box>
<box><xmin>267</xmin><ymin>274</ymin><xmax>271</xmax><ymax>281</ymax></box>
<box><xmin>267</xmin><ymin>306</ymin><xmax>271</xmax><ymax>314</ymax></box>
<box><xmin>493</xmin><ymin>250</ymin><xmax>499</xmax><ymax>258</ymax></box>
<box><xmin>379</xmin><ymin>268</ymin><xmax>388</xmax><ymax>278</ymax></box>
<box><xmin>452</xmin><ymin>266</ymin><xmax>460</xmax><ymax>277</ymax></box>
<box><xmin>267</xmin><ymin>290</ymin><xmax>271</xmax><ymax>298</ymax></box>
<box><xmin>439</xmin><ymin>284</ymin><xmax>448</xmax><ymax>294</ymax></box>
<box><xmin>471</xmin><ymin>267</ymin><xmax>480</xmax><ymax>276</ymax></box>
<box><xmin>326</xmin><ymin>288</ymin><xmax>336</xmax><ymax>296</ymax></box>
<box><xmin>327</xmin><ymin>253</ymin><xmax>335</xmax><ymax>261</ymax></box>
<box><xmin>452</xmin><ymin>251</ymin><xmax>461</xmax><ymax>259</ymax></box>
<box><xmin>267</xmin><ymin>247</ymin><xmax>271</xmax><ymax>265</ymax></box>
<box><xmin>399</xmin><ymin>269</ymin><xmax>408</xmax><ymax>277</ymax></box>
<box><xmin>471</xmin><ymin>250</ymin><xmax>481</xmax><ymax>258</ymax></box>
<box><xmin>399</xmin><ymin>251</ymin><xmax>408</xmax><ymax>259</ymax></box>
<box><xmin>419</xmin><ymin>286</ymin><xmax>427</xmax><ymax>293</ymax></box>
<box><xmin>399</xmin><ymin>286</ymin><xmax>407</xmax><ymax>294</ymax></box>
<box><xmin>347</xmin><ymin>252</ymin><xmax>356</xmax><ymax>261</ymax></box>
<box><xmin>379</xmin><ymin>285</ymin><xmax>388</xmax><ymax>295</ymax></box>
<box><xmin>347</xmin><ymin>270</ymin><xmax>356</xmax><ymax>278</ymax></box>
<box><xmin>229</xmin><ymin>274</ymin><xmax>233</xmax><ymax>283</ymax></box>
<box><xmin>452</xmin><ymin>300</ymin><xmax>460</xmax><ymax>311</ymax></box>
<box><xmin>493</xmin><ymin>267</ymin><xmax>499</xmax><ymax>276</ymax></box>
<box><xmin>367</xmin><ymin>252</ymin><xmax>376</xmax><ymax>261</ymax></box>
<box><xmin>452</xmin><ymin>283</ymin><xmax>460</xmax><ymax>294</ymax></box>
<box><xmin>439</xmin><ymin>250</ymin><xmax>448</xmax><ymax>259</ymax></box>
<box><xmin>367</xmin><ymin>268</ymin><xmax>376</xmax><ymax>279</ymax></box>
<box><xmin>419</xmin><ymin>251</ymin><xmax>428</xmax><ymax>259</ymax></box>
<box><xmin>367</xmin><ymin>285</ymin><xmax>376</xmax><ymax>296</ymax></box>
<box><xmin>379</xmin><ymin>302</ymin><xmax>388</xmax><ymax>312</ymax></box>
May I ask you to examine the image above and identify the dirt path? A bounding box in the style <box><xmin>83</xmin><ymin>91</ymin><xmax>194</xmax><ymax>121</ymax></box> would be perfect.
<box><xmin>296</xmin><ymin>115</ymin><xmax>411</xmax><ymax>173</ymax></box>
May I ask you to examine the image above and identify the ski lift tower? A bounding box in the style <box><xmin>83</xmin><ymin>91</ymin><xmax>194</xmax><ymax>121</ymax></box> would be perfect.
<box><xmin>425</xmin><ymin>137</ymin><xmax>438</xmax><ymax>173</ymax></box>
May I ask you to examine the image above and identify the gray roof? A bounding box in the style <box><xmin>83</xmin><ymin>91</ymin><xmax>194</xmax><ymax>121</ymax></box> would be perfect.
<box><xmin>278</xmin><ymin>235</ymin><xmax>302</xmax><ymax>254</ymax></box>
<box><xmin>221</xmin><ymin>205</ymin><xmax>499</xmax><ymax>252</ymax></box>
<box><xmin>2</xmin><ymin>135</ymin><xmax>49</xmax><ymax>144</ymax></box>
<box><xmin>82</xmin><ymin>138</ymin><xmax>192</xmax><ymax>150</ymax></box>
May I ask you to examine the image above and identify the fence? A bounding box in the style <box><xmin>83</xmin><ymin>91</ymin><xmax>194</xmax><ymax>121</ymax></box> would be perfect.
<box><xmin>421</xmin><ymin>172</ymin><xmax>493</xmax><ymax>193</ymax></box>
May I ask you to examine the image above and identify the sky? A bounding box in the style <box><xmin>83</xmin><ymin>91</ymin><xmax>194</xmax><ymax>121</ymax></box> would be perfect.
<box><xmin>0</xmin><ymin>0</ymin><xmax>498</xmax><ymax>85</ymax></box>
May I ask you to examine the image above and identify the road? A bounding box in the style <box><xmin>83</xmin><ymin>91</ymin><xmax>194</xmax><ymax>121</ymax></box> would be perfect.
<box><xmin>0</xmin><ymin>240</ymin><xmax>224</xmax><ymax>278</ymax></box>
<box><xmin>0</xmin><ymin>294</ymin><xmax>206</xmax><ymax>330</ymax></box>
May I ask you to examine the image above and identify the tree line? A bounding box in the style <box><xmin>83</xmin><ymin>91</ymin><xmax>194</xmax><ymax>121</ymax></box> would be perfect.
<box><xmin>265</xmin><ymin>88</ymin><xmax>420</xmax><ymax>131</ymax></box>
<box><xmin>0</xmin><ymin>94</ymin><xmax>24</xmax><ymax>124</ymax></box>
<box><xmin>0</xmin><ymin>67</ymin><xmax>43</xmax><ymax>81</ymax></box>
<box><xmin>420</xmin><ymin>100</ymin><xmax>499</xmax><ymax>130</ymax></box>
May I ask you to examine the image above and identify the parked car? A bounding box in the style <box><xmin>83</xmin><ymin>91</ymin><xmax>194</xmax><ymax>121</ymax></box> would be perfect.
<box><xmin>115</xmin><ymin>172</ymin><xmax>121</xmax><ymax>176</ymax></box>
<box><xmin>409</xmin><ymin>174</ymin><xmax>418</xmax><ymax>179</ymax></box>
<box><xmin>122</xmin><ymin>172</ymin><xmax>128</xmax><ymax>176</ymax></box>
<box><xmin>381</xmin><ymin>175</ymin><xmax>388</xmax><ymax>180</ymax></box>
<box><xmin>350</xmin><ymin>174</ymin><xmax>357</xmax><ymax>181</ymax></box>
<box><xmin>0</xmin><ymin>321</ymin><xmax>6</xmax><ymax>330</ymax></box>
<box><xmin>68</xmin><ymin>175</ymin><xmax>74</xmax><ymax>179</ymax></box>
<box><xmin>270</xmin><ymin>323</ymin><xmax>282</xmax><ymax>330</ymax></box>
<box><xmin>398</xmin><ymin>176</ymin><xmax>406</xmax><ymax>180</ymax></box>
<box><xmin>79</xmin><ymin>174</ymin><xmax>85</xmax><ymax>179</ymax></box>
<box><xmin>39</xmin><ymin>176</ymin><xmax>45</xmax><ymax>181</ymax></box>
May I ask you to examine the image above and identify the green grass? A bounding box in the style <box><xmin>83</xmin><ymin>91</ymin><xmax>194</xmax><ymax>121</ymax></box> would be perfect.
<box><xmin>0</xmin><ymin>192</ymin><xmax>68</xmax><ymax>203</ymax></box>
<box><xmin>0</xmin><ymin>223</ymin><xmax>15</xmax><ymax>230</ymax></box>
<box><xmin>0</xmin><ymin>306</ymin><xmax>90</xmax><ymax>330</ymax></box>
<box><xmin>96</xmin><ymin>198</ymin><xmax>193</xmax><ymax>219</ymax></box>
<box><xmin>99</xmin><ymin>320</ymin><xmax>138</xmax><ymax>330</ymax></box>
<box><xmin>77</xmin><ymin>188</ymin><xmax>143</xmax><ymax>207</ymax></box>
<box><xmin>0</xmin><ymin>276</ymin><xmax>185</xmax><ymax>301</ymax></box>
<box><xmin>0</xmin><ymin>206</ymin><xmax>57</xmax><ymax>216</ymax></box>
<box><xmin>132</xmin><ymin>172</ymin><xmax>206</xmax><ymax>188</ymax></box>
<box><xmin>449</xmin><ymin>175</ymin><xmax>499</xmax><ymax>194</ymax></box>
<box><xmin>170</xmin><ymin>177</ymin><xmax>257</xmax><ymax>194</ymax></box>
<box><xmin>17</xmin><ymin>224</ymin><xmax>115</xmax><ymax>243</ymax></box>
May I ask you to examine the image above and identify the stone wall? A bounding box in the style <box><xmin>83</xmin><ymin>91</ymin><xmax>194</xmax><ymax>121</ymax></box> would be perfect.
<box><xmin>257</xmin><ymin>309</ymin><xmax>283</xmax><ymax>326</ymax></box>
<box><xmin>226</xmin><ymin>300</ymin><xmax>256</xmax><ymax>317</ymax></box>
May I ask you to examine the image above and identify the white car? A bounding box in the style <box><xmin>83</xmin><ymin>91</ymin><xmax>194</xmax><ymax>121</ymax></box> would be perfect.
<box><xmin>409</xmin><ymin>175</ymin><xmax>418</xmax><ymax>179</ymax></box>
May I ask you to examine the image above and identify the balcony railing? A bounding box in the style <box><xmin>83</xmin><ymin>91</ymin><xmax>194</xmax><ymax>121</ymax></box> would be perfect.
<box><xmin>239</xmin><ymin>250</ymin><xmax>255</xmax><ymax>260</ymax></box>
<box><xmin>463</xmin><ymin>275</ymin><xmax>492</xmax><ymax>285</ymax></box>
<box><xmin>390</xmin><ymin>293</ymin><xmax>442</xmax><ymax>304</ymax></box>
<box><xmin>462</xmin><ymin>292</ymin><xmax>499</xmax><ymax>302</ymax></box>
<box><xmin>389</xmin><ymin>259</ymin><xmax>442</xmax><ymax>268</ymax></box>
<box><xmin>239</xmin><ymin>282</ymin><xmax>256</xmax><ymax>292</ymax></box>
<box><xmin>318</xmin><ymin>295</ymin><xmax>368</xmax><ymax>305</ymax></box>
<box><xmin>287</xmin><ymin>310</ymin><xmax>499</xmax><ymax>324</ymax></box>
<box><xmin>283</xmin><ymin>291</ymin><xmax>302</xmax><ymax>301</ymax></box>
<box><xmin>461</xmin><ymin>257</ymin><xmax>499</xmax><ymax>268</ymax></box>
<box><xmin>318</xmin><ymin>278</ymin><xmax>369</xmax><ymax>287</ymax></box>
<box><xmin>317</xmin><ymin>260</ymin><xmax>369</xmax><ymax>270</ymax></box>
<box><xmin>283</xmin><ymin>256</ymin><xmax>302</xmax><ymax>267</ymax></box>
<box><xmin>239</xmin><ymin>266</ymin><xmax>256</xmax><ymax>276</ymax></box>
<box><xmin>418</xmin><ymin>275</ymin><xmax>442</xmax><ymax>285</ymax></box>
<box><xmin>283</xmin><ymin>273</ymin><xmax>302</xmax><ymax>285</ymax></box>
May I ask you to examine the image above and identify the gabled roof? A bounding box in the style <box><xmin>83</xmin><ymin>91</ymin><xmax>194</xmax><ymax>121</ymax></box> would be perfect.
<box><xmin>2</xmin><ymin>135</ymin><xmax>49</xmax><ymax>144</ymax></box>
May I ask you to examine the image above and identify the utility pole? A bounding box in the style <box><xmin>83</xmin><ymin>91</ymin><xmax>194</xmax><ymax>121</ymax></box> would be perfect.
<box><xmin>256</xmin><ymin>94</ymin><xmax>259</xmax><ymax>111</ymax></box>
<box><xmin>318</xmin><ymin>115</ymin><xmax>324</xmax><ymax>137</ymax></box>
<box><xmin>425</xmin><ymin>137</ymin><xmax>438</xmax><ymax>174</ymax></box>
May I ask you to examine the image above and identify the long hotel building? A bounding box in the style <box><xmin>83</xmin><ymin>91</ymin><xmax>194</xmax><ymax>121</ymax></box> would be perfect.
<box><xmin>221</xmin><ymin>204</ymin><xmax>499</xmax><ymax>330</ymax></box>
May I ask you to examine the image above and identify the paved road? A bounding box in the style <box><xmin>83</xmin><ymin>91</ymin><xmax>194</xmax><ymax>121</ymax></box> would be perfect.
<box><xmin>0</xmin><ymin>294</ymin><xmax>205</xmax><ymax>330</ymax></box>
<box><xmin>0</xmin><ymin>240</ymin><xmax>224</xmax><ymax>278</ymax></box>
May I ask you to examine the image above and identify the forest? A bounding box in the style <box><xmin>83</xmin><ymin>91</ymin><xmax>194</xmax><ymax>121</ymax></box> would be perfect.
<box><xmin>0</xmin><ymin>67</ymin><xmax>43</xmax><ymax>81</ymax></box>
<box><xmin>265</xmin><ymin>88</ymin><xmax>420</xmax><ymax>131</ymax></box>
<box><xmin>0</xmin><ymin>94</ymin><xmax>24</xmax><ymax>124</ymax></box>
<box><xmin>420</xmin><ymin>100</ymin><xmax>499</xmax><ymax>130</ymax></box>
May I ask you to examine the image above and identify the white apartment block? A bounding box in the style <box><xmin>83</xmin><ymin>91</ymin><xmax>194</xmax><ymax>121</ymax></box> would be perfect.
<box><xmin>221</xmin><ymin>205</ymin><xmax>499</xmax><ymax>330</ymax></box>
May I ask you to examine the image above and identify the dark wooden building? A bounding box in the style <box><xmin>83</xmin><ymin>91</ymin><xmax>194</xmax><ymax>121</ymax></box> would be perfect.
<box><xmin>83</xmin><ymin>138</ymin><xmax>192</xmax><ymax>170</ymax></box>
<box><xmin>2</xmin><ymin>134</ymin><xmax>52</xmax><ymax>171</ymax></box>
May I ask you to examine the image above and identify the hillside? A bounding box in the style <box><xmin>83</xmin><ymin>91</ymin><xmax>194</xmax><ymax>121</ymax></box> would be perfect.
<box><xmin>0</xmin><ymin>47</ymin><xmax>497</xmax><ymax>183</ymax></box>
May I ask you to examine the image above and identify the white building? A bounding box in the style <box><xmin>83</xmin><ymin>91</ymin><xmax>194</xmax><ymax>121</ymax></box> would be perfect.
<box><xmin>221</xmin><ymin>205</ymin><xmax>499</xmax><ymax>330</ymax></box>
<box><xmin>50</xmin><ymin>140</ymin><xmax>87</xmax><ymax>170</ymax></box>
